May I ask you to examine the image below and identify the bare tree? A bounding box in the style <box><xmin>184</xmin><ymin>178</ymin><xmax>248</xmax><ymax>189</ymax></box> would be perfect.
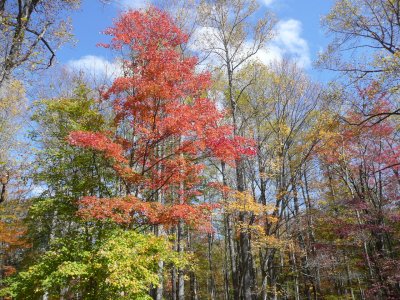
<box><xmin>197</xmin><ymin>1</ymin><xmax>275</xmax><ymax>298</ymax></box>
<box><xmin>319</xmin><ymin>0</ymin><xmax>400</xmax><ymax>124</ymax></box>
<box><xmin>0</xmin><ymin>0</ymin><xmax>80</xmax><ymax>85</ymax></box>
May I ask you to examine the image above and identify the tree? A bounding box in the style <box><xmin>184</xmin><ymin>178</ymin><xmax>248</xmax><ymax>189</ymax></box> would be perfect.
<box><xmin>6</xmin><ymin>2</ymin><xmax>400</xmax><ymax>300</ymax></box>
<box><xmin>0</xmin><ymin>79</ymin><xmax>187</xmax><ymax>299</ymax></box>
<box><xmin>232</xmin><ymin>60</ymin><xmax>330</xmax><ymax>299</ymax></box>
<box><xmin>1</xmin><ymin>228</ymin><xmax>184</xmax><ymax>300</ymax></box>
<box><xmin>68</xmin><ymin>6</ymin><xmax>247</xmax><ymax>227</ymax></box>
<box><xmin>0</xmin><ymin>81</ymin><xmax>117</xmax><ymax>297</ymax></box>
<box><xmin>196</xmin><ymin>2</ymin><xmax>275</xmax><ymax>298</ymax></box>
<box><xmin>316</xmin><ymin>94</ymin><xmax>400</xmax><ymax>298</ymax></box>
<box><xmin>0</xmin><ymin>0</ymin><xmax>81</xmax><ymax>85</ymax></box>
<box><xmin>67</xmin><ymin>7</ymin><xmax>252</xmax><ymax>299</ymax></box>
<box><xmin>0</xmin><ymin>79</ymin><xmax>26</xmax><ymax>204</ymax></box>
<box><xmin>319</xmin><ymin>0</ymin><xmax>400</xmax><ymax>123</ymax></box>
<box><xmin>0</xmin><ymin>198</ymin><xmax>29</xmax><ymax>285</ymax></box>
<box><xmin>319</xmin><ymin>0</ymin><xmax>400</xmax><ymax>81</ymax></box>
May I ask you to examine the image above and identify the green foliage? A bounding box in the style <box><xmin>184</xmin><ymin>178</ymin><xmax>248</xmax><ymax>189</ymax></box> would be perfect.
<box><xmin>97</xmin><ymin>230</ymin><xmax>186</xmax><ymax>298</ymax></box>
<box><xmin>27</xmin><ymin>82</ymin><xmax>115</xmax><ymax>249</ymax></box>
<box><xmin>1</xmin><ymin>229</ymin><xmax>184</xmax><ymax>300</ymax></box>
<box><xmin>1</xmin><ymin>81</ymin><xmax>187</xmax><ymax>299</ymax></box>
<box><xmin>31</xmin><ymin>83</ymin><xmax>105</xmax><ymax>137</ymax></box>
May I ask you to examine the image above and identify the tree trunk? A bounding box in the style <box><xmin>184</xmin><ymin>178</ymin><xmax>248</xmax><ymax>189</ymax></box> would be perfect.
<box><xmin>177</xmin><ymin>221</ymin><xmax>185</xmax><ymax>300</ymax></box>
<box><xmin>208</xmin><ymin>233</ymin><xmax>217</xmax><ymax>300</ymax></box>
<box><xmin>190</xmin><ymin>271</ymin><xmax>199</xmax><ymax>300</ymax></box>
<box><xmin>222</xmin><ymin>161</ymin><xmax>240</xmax><ymax>300</ymax></box>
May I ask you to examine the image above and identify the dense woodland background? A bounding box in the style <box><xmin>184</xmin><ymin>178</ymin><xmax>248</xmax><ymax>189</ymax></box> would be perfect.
<box><xmin>1</xmin><ymin>0</ymin><xmax>400</xmax><ymax>299</ymax></box>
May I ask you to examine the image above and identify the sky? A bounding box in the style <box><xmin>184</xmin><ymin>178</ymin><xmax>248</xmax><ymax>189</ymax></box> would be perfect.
<box><xmin>57</xmin><ymin>0</ymin><xmax>335</xmax><ymax>82</ymax></box>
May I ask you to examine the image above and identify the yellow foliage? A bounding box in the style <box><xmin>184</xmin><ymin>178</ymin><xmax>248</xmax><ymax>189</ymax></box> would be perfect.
<box><xmin>0</xmin><ymin>80</ymin><xmax>26</xmax><ymax>163</ymax></box>
<box><xmin>0</xmin><ymin>80</ymin><xmax>25</xmax><ymax>117</ymax></box>
<box><xmin>225</xmin><ymin>191</ymin><xmax>273</xmax><ymax>215</ymax></box>
<box><xmin>235</xmin><ymin>222</ymin><xmax>283</xmax><ymax>250</ymax></box>
<box><xmin>222</xmin><ymin>191</ymin><xmax>283</xmax><ymax>250</ymax></box>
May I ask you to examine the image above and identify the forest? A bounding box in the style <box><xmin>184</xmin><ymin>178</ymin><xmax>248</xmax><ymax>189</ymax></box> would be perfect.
<box><xmin>0</xmin><ymin>0</ymin><xmax>400</xmax><ymax>299</ymax></box>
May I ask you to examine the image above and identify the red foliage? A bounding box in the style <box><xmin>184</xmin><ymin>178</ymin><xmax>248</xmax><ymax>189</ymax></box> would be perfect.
<box><xmin>68</xmin><ymin>7</ymin><xmax>254</xmax><ymax>230</ymax></box>
<box><xmin>3</xmin><ymin>265</ymin><xmax>16</xmax><ymax>277</ymax></box>
<box><xmin>319</xmin><ymin>99</ymin><xmax>400</xmax><ymax>192</ymax></box>
<box><xmin>78</xmin><ymin>196</ymin><xmax>215</xmax><ymax>232</ymax></box>
<box><xmin>316</xmin><ymin>89</ymin><xmax>400</xmax><ymax>296</ymax></box>
<box><xmin>68</xmin><ymin>131</ymin><xmax>127</xmax><ymax>163</ymax></box>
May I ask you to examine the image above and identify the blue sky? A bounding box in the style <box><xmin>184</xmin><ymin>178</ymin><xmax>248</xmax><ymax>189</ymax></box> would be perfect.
<box><xmin>58</xmin><ymin>0</ymin><xmax>335</xmax><ymax>81</ymax></box>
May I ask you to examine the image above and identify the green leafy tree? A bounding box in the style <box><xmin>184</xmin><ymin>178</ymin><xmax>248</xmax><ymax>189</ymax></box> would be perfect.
<box><xmin>1</xmin><ymin>81</ymin><xmax>187</xmax><ymax>299</ymax></box>
<box><xmin>2</xmin><ymin>229</ymin><xmax>184</xmax><ymax>299</ymax></box>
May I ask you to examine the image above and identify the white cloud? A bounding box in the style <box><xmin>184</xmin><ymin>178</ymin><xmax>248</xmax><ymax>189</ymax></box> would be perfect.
<box><xmin>188</xmin><ymin>26</ymin><xmax>223</xmax><ymax>68</ymax></box>
<box><xmin>257</xmin><ymin>19</ymin><xmax>311</xmax><ymax>68</ymax></box>
<box><xmin>261</xmin><ymin>0</ymin><xmax>275</xmax><ymax>6</ymax></box>
<box><xmin>189</xmin><ymin>19</ymin><xmax>311</xmax><ymax>69</ymax></box>
<box><xmin>118</xmin><ymin>0</ymin><xmax>150</xmax><ymax>9</ymax></box>
<box><xmin>31</xmin><ymin>185</ymin><xmax>46</xmax><ymax>197</ymax></box>
<box><xmin>67</xmin><ymin>55</ymin><xmax>122</xmax><ymax>79</ymax></box>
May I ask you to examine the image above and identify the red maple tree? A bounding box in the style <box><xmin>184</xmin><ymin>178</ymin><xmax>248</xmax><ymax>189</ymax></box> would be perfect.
<box><xmin>68</xmin><ymin>7</ymin><xmax>254</xmax><ymax>230</ymax></box>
